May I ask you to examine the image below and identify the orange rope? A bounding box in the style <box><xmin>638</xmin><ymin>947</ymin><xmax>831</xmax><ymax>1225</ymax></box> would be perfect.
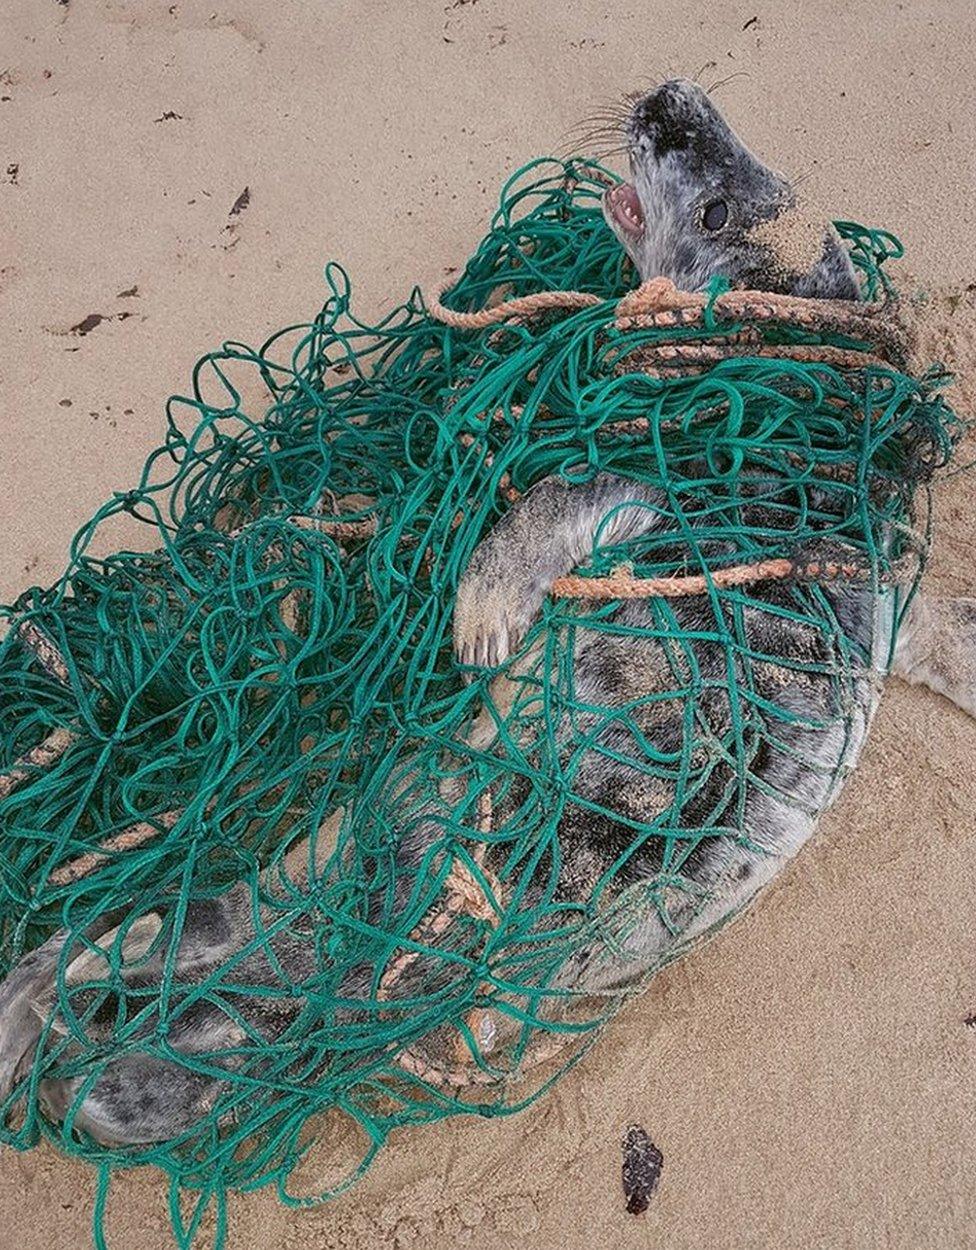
<box><xmin>614</xmin><ymin>276</ymin><xmax>887</xmax><ymax>327</ymax></box>
<box><xmin>426</xmin><ymin>281</ymin><xmax>603</xmax><ymax>330</ymax></box>
<box><xmin>17</xmin><ymin>620</ymin><xmax>71</xmax><ymax>685</ymax></box>
<box><xmin>426</xmin><ymin>271</ymin><xmax>899</xmax><ymax>362</ymax></box>
<box><xmin>617</xmin><ymin>340</ymin><xmax>891</xmax><ymax>375</ymax></box>
<box><xmin>0</xmin><ymin>725</ymin><xmax>78</xmax><ymax>802</ymax></box>
<box><xmin>47</xmin><ymin>810</ymin><xmax>183</xmax><ymax>886</ymax></box>
<box><xmin>552</xmin><ymin>556</ymin><xmax>872</xmax><ymax>602</ymax></box>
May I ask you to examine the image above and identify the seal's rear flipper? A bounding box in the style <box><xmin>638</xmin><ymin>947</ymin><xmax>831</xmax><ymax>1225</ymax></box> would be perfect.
<box><xmin>893</xmin><ymin>595</ymin><xmax>976</xmax><ymax>718</ymax></box>
<box><xmin>0</xmin><ymin>918</ymin><xmax>126</xmax><ymax>1117</ymax></box>
<box><xmin>0</xmin><ymin>931</ymin><xmax>73</xmax><ymax>1114</ymax></box>
<box><xmin>28</xmin><ymin>913</ymin><xmax>163</xmax><ymax>1036</ymax></box>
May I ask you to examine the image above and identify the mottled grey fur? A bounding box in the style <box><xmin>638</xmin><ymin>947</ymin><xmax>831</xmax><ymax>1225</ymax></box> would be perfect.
<box><xmin>603</xmin><ymin>79</ymin><xmax>861</xmax><ymax>299</ymax></box>
<box><xmin>1</xmin><ymin>79</ymin><xmax>972</xmax><ymax>1148</ymax></box>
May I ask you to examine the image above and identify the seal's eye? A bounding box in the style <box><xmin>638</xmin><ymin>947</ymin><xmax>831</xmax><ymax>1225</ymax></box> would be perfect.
<box><xmin>702</xmin><ymin>200</ymin><xmax>729</xmax><ymax>231</ymax></box>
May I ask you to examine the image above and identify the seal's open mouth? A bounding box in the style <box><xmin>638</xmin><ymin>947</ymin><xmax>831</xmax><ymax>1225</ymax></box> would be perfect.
<box><xmin>605</xmin><ymin>182</ymin><xmax>645</xmax><ymax>239</ymax></box>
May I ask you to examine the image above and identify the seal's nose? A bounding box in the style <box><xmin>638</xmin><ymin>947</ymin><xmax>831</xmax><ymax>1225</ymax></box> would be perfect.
<box><xmin>637</xmin><ymin>81</ymin><xmax>685</xmax><ymax>126</ymax></box>
<box><xmin>632</xmin><ymin>80</ymin><xmax>703</xmax><ymax>158</ymax></box>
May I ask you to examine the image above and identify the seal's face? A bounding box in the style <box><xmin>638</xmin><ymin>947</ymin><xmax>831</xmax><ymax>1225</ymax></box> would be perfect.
<box><xmin>603</xmin><ymin>80</ymin><xmax>861</xmax><ymax>300</ymax></box>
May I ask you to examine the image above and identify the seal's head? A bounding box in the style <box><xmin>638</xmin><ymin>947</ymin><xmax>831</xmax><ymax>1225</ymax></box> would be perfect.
<box><xmin>603</xmin><ymin>80</ymin><xmax>860</xmax><ymax>300</ymax></box>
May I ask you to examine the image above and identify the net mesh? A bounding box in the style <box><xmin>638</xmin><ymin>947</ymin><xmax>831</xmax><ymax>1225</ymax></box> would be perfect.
<box><xmin>0</xmin><ymin>158</ymin><xmax>964</xmax><ymax>1247</ymax></box>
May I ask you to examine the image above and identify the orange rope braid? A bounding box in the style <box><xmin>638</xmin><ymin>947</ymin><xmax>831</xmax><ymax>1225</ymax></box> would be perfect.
<box><xmin>551</xmin><ymin>555</ymin><xmax>874</xmax><ymax>602</ymax></box>
<box><xmin>426</xmin><ymin>281</ymin><xmax>603</xmax><ymax>330</ymax></box>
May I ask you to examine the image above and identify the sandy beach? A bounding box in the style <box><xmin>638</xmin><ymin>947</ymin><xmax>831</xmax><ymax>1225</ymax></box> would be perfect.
<box><xmin>1</xmin><ymin>2</ymin><xmax>975</xmax><ymax>1246</ymax></box>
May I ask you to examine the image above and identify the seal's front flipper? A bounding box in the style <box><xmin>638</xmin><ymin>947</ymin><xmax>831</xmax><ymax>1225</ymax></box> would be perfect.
<box><xmin>893</xmin><ymin>594</ymin><xmax>976</xmax><ymax>718</ymax></box>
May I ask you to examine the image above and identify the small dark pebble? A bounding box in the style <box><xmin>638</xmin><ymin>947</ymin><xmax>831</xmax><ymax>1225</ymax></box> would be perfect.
<box><xmin>742</xmin><ymin>15</ymin><xmax>758</xmax><ymax>29</ymax></box>
<box><xmin>229</xmin><ymin>185</ymin><xmax>250</xmax><ymax>217</ymax></box>
<box><xmin>622</xmin><ymin>1124</ymin><xmax>663</xmax><ymax>1215</ymax></box>
<box><xmin>71</xmin><ymin>313</ymin><xmax>107</xmax><ymax>335</ymax></box>
<box><xmin>58</xmin><ymin>398</ymin><xmax>72</xmax><ymax>407</ymax></box>
<box><xmin>153</xmin><ymin>110</ymin><xmax>183</xmax><ymax>122</ymax></box>
<box><xmin>964</xmin><ymin>1013</ymin><xmax>976</xmax><ymax>1028</ymax></box>
<box><xmin>69</xmin><ymin>311</ymin><xmax>133</xmax><ymax>336</ymax></box>
<box><xmin>117</xmin><ymin>285</ymin><xmax>139</xmax><ymax>297</ymax></box>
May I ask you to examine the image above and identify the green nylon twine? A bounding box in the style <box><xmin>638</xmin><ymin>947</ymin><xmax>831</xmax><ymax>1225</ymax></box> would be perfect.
<box><xmin>0</xmin><ymin>157</ymin><xmax>965</xmax><ymax>1248</ymax></box>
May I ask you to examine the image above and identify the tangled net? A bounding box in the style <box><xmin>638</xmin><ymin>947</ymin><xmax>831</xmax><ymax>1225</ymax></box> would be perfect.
<box><xmin>0</xmin><ymin>159</ymin><xmax>964</xmax><ymax>1247</ymax></box>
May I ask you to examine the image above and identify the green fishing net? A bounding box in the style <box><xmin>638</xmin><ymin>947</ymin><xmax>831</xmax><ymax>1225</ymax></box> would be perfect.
<box><xmin>0</xmin><ymin>159</ymin><xmax>963</xmax><ymax>1247</ymax></box>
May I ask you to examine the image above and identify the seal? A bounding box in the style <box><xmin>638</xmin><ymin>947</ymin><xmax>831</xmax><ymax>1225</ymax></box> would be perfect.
<box><xmin>601</xmin><ymin>78</ymin><xmax>861</xmax><ymax>299</ymax></box>
<box><xmin>1</xmin><ymin>80</ymin><xmax>973</xmax><ymax>1147</ymax></box>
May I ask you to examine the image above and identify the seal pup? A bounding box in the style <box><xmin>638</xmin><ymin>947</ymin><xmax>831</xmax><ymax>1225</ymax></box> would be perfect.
<box><xmin>1</xmin><ymin>80</ymin><xmax>973</xmax><ymax>1147</ymax></box>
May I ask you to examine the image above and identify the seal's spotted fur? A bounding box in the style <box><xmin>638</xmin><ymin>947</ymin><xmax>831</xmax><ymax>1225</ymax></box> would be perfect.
<box><xmin>1</xmin><ymin>80</ymin><xmax>972</xmax><ymax>1147</ymax></box>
